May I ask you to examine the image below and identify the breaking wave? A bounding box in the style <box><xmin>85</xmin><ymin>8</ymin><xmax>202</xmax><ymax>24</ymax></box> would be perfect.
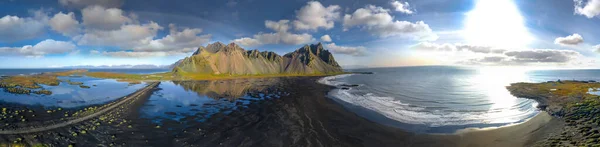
<box><xmin>318</xmin><ymin>74</ymin><xmax>540</xmax><ymax>128</ymax></box>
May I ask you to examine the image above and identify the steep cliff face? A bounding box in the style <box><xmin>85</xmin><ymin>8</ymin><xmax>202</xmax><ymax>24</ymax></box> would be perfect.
<box><xmin>173</xmin><ymin>42</ymin><xmax>343</xmax><ymax>75</ymax></box>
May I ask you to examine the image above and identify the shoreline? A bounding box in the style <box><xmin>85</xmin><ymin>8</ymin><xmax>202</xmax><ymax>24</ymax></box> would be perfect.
<box><xmin>319</xmin><ymin>74</ymin><xmax>556</xmax><ymax>135</ymax></box>
<box><xmin>171</xmin><ymin>76</ymin><xmax>558</xmax><ymax>146</ymax></box>
<box><xmin>0</xmin><ymin>73</ymin><xmax>562</xmax><ymax>146</ymax></box>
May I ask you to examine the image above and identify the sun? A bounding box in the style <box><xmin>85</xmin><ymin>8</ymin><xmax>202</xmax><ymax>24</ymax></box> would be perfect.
<box><xmin>464</xmin><ymin>0</ymin><xmax>534</xmax><ymax>48</ymax></box>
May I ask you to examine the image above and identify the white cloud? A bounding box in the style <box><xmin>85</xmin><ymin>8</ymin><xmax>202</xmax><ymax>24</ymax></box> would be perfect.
<box><xmin>593</xmin><ymin>44</ymin><xmax>600</xmax><ymax>52</ymax></box>
<box><xmin>0</xmin><ymin>15</ymin><xmax>46</xmax><ymax>42</ymax></box>
<box><xmin>76</xmin><ymin>22</ymin><xmax>162</xmax><ymax>48</ymax></box>
<box><xmin>233</xmin><ymin>20</ymin><xmax>314</xmax><ymax>47</ymax></box>
<box><xmin>232</xmin><ymin>38</ymin><xmax>262</xmax><ymax>47</ymax></box>
<box><xmin>80</xmin><ymin>23</ymin><xmax>211</xmax><ymax>57</ymax></box>
<box><xmin>59</xmin><ymin>0</ymin><xmax>124</xmax><ymax>8</ymax></box>
<box><xmin>413</xmin><ymin>42</ymin><xmax>583</xmax><ymax>65</ymax></box>
<box><xmin>504</xmin><ymin>49</ymin><xmax>582</xmax><ymax>63</ymax></box>
<box><xmin>343</xmin><ymin>5</ymin><xmax>437</xmax><ymax>40</ymax></box>
<box><xmin>292</xmin><ymin>1</ymin><xmax>341</xmax><ymax>31</ymax></box>
<box><xmin>320</xmin><ymin>35</ymin><xmax>332</xmax><ymax>42</ymax></box>
<box><xmin>574</xmin><ymin>0</ymin><xmax>600</xmax><ymax>18</ymax></box>
<box><xmin>132</xmin><ymin>24</ymin><xmax>211</xmax><ymax>53</ymax></box>
<box><xmin>81</xmin><ymin>5</ymin><xmax>132</xmax><ymax>30</ymax></box>
<box><xmin>554</xmin><ymin>33</ymin><xmax>584</xmax><ymax>46</ymax></box>
<box><xmin>90</xmin><ymin>49</ymin><xmax>100</xmax><ymax>54</ymax></box>
<box><xmin>49</xmin><ymin>12</ymin><xmax>80</xmax><ymax>36</ymax></box>
<box><xmin>265</xmin><ymin>19</ymin><xmax>291</xmax><ymax>32</ymax></box>
<box><xmin>99</xmin><ymin>51</ymin><xmax>187</xmax><ymax>57</ymax></box>
<box><xmin>390</xmin><ymin>1</ymin><xmax>414</xmax><ymax>14</ymax></box>
<box><xmin>411</xmin><ymin>42</ymin><xmax>505</xmax><ymax>53</ymax></box>
<box><xmin>325</xmin><ymin>43</ymin><xmax>366</xmax><ymax>56</ymax></box>
<box><xmin>0</xmin><ymin>39</ymin><xmax>76</xmax><ymax>57</ymax></box>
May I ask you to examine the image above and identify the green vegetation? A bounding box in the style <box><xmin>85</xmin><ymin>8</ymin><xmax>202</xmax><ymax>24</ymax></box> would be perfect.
<box><xmin>0</xmin><ymin>70</ymin><xmax>86</xmax><ymax>95</ymax></box>
<box><xmin>507</xmin><ymin>80</ymin><xmax>600</xmax><ymax>146</ymax></box>
<box><xmin>33</xmin><ymin>90</ymin><xmax>52</xmax><ymax>95</ymax></box>
<box><xmin>6</xmin><ymin>87</ymin><xmax>31</xmax><ymax>94</ymax></box>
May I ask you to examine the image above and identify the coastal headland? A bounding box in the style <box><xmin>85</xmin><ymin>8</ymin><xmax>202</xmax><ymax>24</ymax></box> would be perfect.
<box><xmin>507</xmin><ymin>80</ymin><xmax>600</xmax><ymax>146</ymax></box>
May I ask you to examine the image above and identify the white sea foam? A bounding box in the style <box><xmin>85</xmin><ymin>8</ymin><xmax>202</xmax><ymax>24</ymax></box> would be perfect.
<box><xmin>318</xmin><ymin>75</ymin><xmax>540</xmax><ymax>127</ymax></box>
<box><xmin>318</xmin><ymin>74</ymin><xmax>354</xmax><ymax>86</ymax></box>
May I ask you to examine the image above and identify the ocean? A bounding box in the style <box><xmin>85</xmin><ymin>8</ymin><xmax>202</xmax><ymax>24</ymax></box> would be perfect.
<box><xmin>319</xmin><ymin>66</ymin><xmax>600</xmax><ymax>133</ymax></box>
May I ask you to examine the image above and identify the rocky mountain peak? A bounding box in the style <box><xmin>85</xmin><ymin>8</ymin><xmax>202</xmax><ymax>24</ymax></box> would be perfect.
<box><xmin>174</xmin><ymin>42</ymin><xmax>342</xmax><ymax>75</ymax></box>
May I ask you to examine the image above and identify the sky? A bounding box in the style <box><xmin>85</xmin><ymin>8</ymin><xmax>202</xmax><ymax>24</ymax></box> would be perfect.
<box><xmin>0</xmin><ymin>0</ymin><xmax>600</xmax><ymax>69</ymax></box>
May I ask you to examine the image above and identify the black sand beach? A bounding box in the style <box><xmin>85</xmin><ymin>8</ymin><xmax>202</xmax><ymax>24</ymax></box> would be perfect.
<box><xmin>0</xmin><ymin>77</ymin><xmax>561</xmax><ymax>146</ymax></box>
<box><xmin>174</xmin><ymin>77</ymin><xmax>562</xmax><ymax>147</ymax></box>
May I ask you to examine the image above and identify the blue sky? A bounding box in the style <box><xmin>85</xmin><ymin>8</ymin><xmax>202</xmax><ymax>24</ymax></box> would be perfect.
<box><xmin>1</xmin><ymin>0</ymin><xmax>600</xmax><ymax>68</ymax></box>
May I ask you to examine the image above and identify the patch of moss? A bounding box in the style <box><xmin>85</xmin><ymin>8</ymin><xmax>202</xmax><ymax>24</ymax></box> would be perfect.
<box><xmin>34</xmin><ymin>90</ymin><xmax>52</xmax><ymax>95</ymax></box>
<box><xmin>6</xmin><ymin>87</ymin><xmax>31</xmax><ymax>94</ymax></box>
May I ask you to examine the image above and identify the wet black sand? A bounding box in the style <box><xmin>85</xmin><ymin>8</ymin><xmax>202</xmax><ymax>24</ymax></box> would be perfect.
<box><xmin>0</xmin><ymin>77</ymin><xmax>561</xmax><ymax>146</ymax></box>
<box><xmin>174</xmin><ymin>77</ymin><xmax>562</xmax><ymax>147</ymax></box>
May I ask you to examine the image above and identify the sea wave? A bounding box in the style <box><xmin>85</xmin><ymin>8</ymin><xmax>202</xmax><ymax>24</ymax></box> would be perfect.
<box><xmin>318</xmin><ymin>74</ymin><xmax>540</xmax><ymax>127</ymax></box>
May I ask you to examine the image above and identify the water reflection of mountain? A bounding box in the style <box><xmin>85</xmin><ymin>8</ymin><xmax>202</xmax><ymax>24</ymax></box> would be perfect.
<box><xmin>172</xmin><ymin>78</ymin><xmax>281</xmax><ymax>100</ymax></box>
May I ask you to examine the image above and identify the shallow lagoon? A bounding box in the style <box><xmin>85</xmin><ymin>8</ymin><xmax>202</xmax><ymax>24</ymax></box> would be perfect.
<box><xmin>0</xmin><ymin>76</ymin><xmax>145</xmax><ymax>109</ymax></box>
<box><xmin>140</xmin><ymin>78</ymin><xmax>286</xmax><ymax>124</ymax></box>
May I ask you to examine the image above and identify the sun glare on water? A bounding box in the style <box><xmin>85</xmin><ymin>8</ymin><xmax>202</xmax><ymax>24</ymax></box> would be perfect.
<box><xmin>464</xmin><ymin>0</ymin><xmax>533</xmax><ymax>48</ymax></box>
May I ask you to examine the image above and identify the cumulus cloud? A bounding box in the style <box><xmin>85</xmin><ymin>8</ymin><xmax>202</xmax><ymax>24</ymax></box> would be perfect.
<box><xmin>265</xmin><ymin>19</ymin><xmax>291</xmax><ymax>32</ymax></box>
<box><xmin>325</xmin><ymin>43</ymin><xmax>366</xmax><ymax>56</ymax></box>
<box><xmin>76</xmin><ymin>22</ymin><xmax>162</xmax><ymax>48</ymax></box>
<box><xmin>98</xmin><ymin>51</ymin><xmax>188</xmax><ymax>58</ymax></box>
<box><xmin>594</xmin><ymin>44</ymin><xmax>600</xmax><ymax>52</ymax></box>
<box><xmin>343</xmin><ymin>5</ymin><xmax>437</xmax><ymax>40</ymax></box>
<box><xmin>390</xmin><ymin>1</ymin><xmax>414</xmax><ymax>14</ymax></box>
<box><xmin>0</xmin><ymin>39</ymin><xmax>76</xmax><ymax>57</ymax></box>
<box><xmin>233</xmin><ymin>20</ymin><xmax>314</xmax><ymax>46</ymax></box>
<box><xmin>131</xmin><ymin>24</ymin><xmax>211</xmax><ymax>53</ymax></box>
<box><xmin>411</xmin><ymin>42</ymin><xmax>505</xmax><ymax>53</ymax></box>
<box><xmin>49</xmin><ymin>12</ymin><xmax>80</xmax><ymax>36</ymax></box>
<box><xmin>554</xmin><ymin>33</ymin><xmax>584</xmax><ymax>46</ymax></box>
<box><xmin>320</xmin><ymin>35</ymin><xmax>332</xmax><ymax>42</ymax></box>
<box><xmin>81</xmin><ymin>5</ymin><xmax>133</xmax><ymax>30</ymax></box>
<box><xmin>59</xmin><ymin>0</ymin><xmax>124</xmax><ymax>8</ymax></box>
<box><xmin>0</xmin><ymin>14</ymin><xmax>47</xmax><ymax>42</ymax></box>
<box><xmin>574</xmin><ymin>0</ymin><xmax>600</xmax><ymax>18</ymax></box>
<box><xmin>78</xmin><ymin>22</ymin><xmax>211</xmax><ymax>57</ymax></box>
<box><xmin>292</xmin><ymin>1</ymin><xmax>341</xmax><ymax>31</ymax></box>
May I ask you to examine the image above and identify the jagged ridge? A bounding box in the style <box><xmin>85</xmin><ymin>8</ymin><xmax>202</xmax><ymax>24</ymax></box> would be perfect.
<box><xmin>172</xmin><ymin>42</ymin><xmax>343</xmax><ymax>75</ymax></box>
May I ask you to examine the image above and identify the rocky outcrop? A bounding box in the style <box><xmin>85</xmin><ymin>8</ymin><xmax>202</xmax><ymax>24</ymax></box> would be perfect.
<box><xmin>173</xmin><ymin>42</ymin><xmax>343</xmax><ymax>75</ymax></box>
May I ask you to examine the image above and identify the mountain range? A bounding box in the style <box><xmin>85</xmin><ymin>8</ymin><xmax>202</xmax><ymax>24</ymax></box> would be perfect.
<box><xmin>60</xmin><ymin>64</ymin><xmax>171</xmax><ymax>69</ymax></box>
<box><xmin>172</xmin><ymin>42</ymin><xmax>343</xmax><ymax>75</ymax></box>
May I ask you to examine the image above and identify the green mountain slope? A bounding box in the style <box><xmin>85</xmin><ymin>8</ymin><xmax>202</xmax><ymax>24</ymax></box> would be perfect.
<box><xmin>172</xmin><ymin>42</ymin><xmax>343</xmax><ymax>75</ymax></box>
